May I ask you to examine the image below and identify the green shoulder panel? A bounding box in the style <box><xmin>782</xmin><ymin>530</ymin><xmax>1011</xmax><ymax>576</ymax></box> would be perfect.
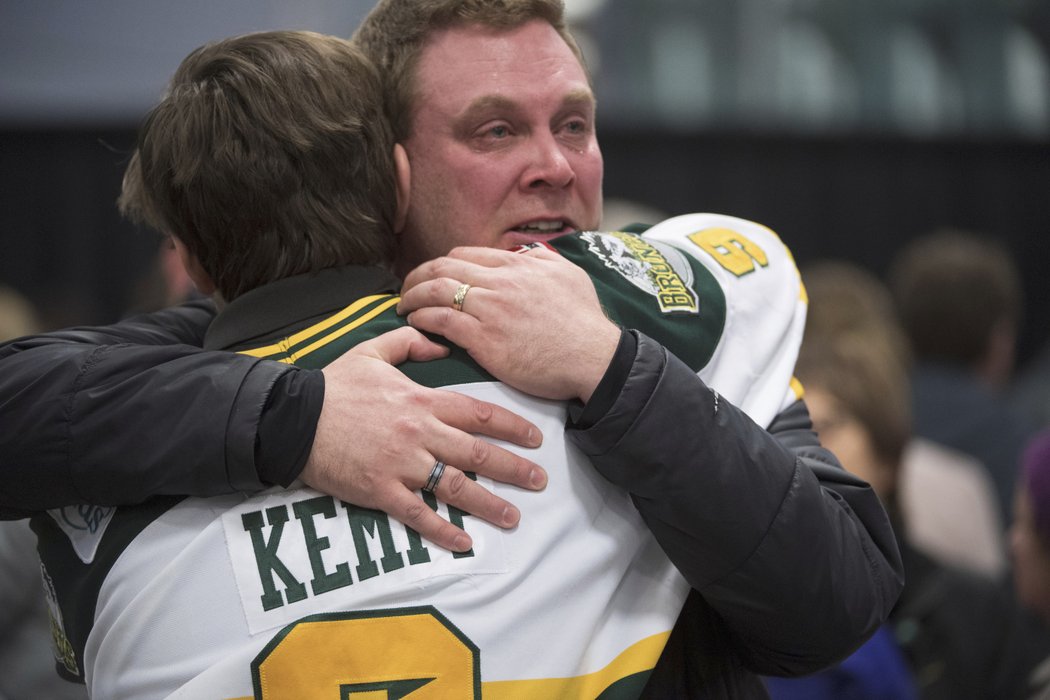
<box><xmin>551</xmin><ymin>232</ymin><xmax>727</xmax><ymax>372</ymax></box>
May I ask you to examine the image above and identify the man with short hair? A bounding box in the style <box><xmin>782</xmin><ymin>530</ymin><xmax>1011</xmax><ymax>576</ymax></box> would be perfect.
<box><xmin>2</xmin><ymin>1</ymin><xmax>902</xmax><ymax>695</ymax></box>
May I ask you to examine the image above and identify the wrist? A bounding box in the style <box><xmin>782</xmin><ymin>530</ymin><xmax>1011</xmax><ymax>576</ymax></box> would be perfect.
<box><xmin>576</xmin><ymin>321</ymin><xmax>623</xmax><ymax>404</ymax></box>
<box><xmin>256</xmin><ymin>368</ymin><xmax>324</xmax><ymax>487</ymax></box>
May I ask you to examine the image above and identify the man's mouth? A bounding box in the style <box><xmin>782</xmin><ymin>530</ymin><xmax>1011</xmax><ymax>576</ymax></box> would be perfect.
<box><xmin>509</xmin><ymin>220</ymin><xmax>571</xmax><ymax>235</ymax></box>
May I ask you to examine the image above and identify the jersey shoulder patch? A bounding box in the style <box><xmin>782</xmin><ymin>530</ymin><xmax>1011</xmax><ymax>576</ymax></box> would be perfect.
<box><xmin>554</xmin><ymin>231</ymin><xmax>727</xmax><ymax>372</ymax></box>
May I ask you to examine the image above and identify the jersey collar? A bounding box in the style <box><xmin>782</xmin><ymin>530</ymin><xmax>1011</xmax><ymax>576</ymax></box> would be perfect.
<box><xmin>204</xmin><ymin>265</ymin><xmax>400</xmax><ymax>351</ymax></box>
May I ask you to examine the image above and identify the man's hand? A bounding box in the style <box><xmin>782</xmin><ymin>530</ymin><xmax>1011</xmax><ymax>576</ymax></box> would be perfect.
<box><xmin>398</xmin><ymin>245</ymin><xmax>621</xmax><ymax>403</ymax></box>
<box><xmin>301</xmin><ymin>327</ymin><xmax>546</xmax><ymax>553</ymax></box>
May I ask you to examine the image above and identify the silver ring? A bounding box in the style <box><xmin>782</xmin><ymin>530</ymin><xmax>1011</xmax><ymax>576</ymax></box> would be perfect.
<box><xmin>423</xmin><ymin>460</ymin><xmax>447</xmax><ymax>493</ymax></box>
<box><xmin>452</xmin><ymin>283</ymin><xmax>471</xmax><ymax>312</ymax></box>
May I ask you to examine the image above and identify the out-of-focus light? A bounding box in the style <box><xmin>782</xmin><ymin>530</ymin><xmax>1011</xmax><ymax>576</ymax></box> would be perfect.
<box><xmin>564</xmin><ymin>0</ymin><xmax>609</xmax><ymax>24</ymax></box>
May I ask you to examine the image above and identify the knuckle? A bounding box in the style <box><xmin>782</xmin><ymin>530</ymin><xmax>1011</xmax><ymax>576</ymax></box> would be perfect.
<box><xmin>394</xmin><ymin>397</ymin><xmax>428</xmax><ymax>425</ymax></box>
<box><xmin>511</xmin><ymin>458</ymin><xmax>531</xmax><ymax>485</ymax></box>
<box><xmin>432</xmin><ymin>257</ymin><xmax>454</xmax><ymax>278</ymax></box>
<box><xmin>402</xmin><ymin>499</ymin><xmax>430</xmax><ymax>527</ymax></box>
<box><xmin>353</xmin><ymin>467</ymin><xmax>380</xmax><ymax>495</ymax></box>
<box><xmin>472</xmin><ymin>398</ymin><xmax>494</xmax><ymax>423</ymax></box>
<box><xmin>442</xmin><ymin>468</ymin><xmax>469</xmax><ymax>498</ymax></box>
<box><xmin>426</xmin><ymin>281</ymin><xmax>445</xmax><ymax>305</ymax></box>
<box><xmin>468</xmin><ymin>437</ymin><xmax>492</xmax><ymax>468</ymax></box>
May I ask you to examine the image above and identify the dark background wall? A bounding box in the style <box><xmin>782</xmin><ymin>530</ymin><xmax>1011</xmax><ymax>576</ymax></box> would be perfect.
<box><xmin>1</xmin><ymin>0</ymin><xmax>1048</xmax><ymax>368</ymax></box>
<box><xmin>2</xmin><ymin>126</ymin><xmax>1048</xmax><ymax>366</ymax></box>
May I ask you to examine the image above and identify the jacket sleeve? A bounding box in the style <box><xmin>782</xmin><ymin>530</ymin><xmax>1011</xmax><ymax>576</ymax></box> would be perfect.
<box><xmin>569</xmin><ymin>332</ymin><xmax>904</xmax><ymax>676</ymax></box>
<box><xmin>0</xmin><ymin>300</ymin><xmax>320</xmax><ymax>519</ymax></box>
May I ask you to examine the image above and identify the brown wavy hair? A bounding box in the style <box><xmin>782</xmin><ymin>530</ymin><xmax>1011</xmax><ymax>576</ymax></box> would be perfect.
<box><xmin>119</xmin><ymin>31</ymin><xmax>397</xmax><ymax>301</ymax></box>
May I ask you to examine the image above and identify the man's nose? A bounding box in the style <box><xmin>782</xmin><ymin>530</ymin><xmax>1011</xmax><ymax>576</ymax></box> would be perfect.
<box><xmin>521</xmin><ymin>132</ymin><xmax>575</xmax><ymax>190</ymax></box>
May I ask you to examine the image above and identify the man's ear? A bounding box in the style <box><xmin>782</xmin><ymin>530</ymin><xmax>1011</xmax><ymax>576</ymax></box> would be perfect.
<box><xmin>170</xmin><ymin>236</ymin><xmax>217</xmax><ymax>297</ymax></box>
<box><xmin>393</xmin><ymin>143</ymin><xmax>411</xmax><ymax>234</ymax></box>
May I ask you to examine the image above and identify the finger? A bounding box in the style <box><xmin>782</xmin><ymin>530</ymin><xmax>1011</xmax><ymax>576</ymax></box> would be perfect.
<box><xmin>400</xmin><ymin>255</ymin><xmax>499</xmax><ymax>297</ymax></box>
<box><xmin>398</xmin><ymin>277</ymin><xmax>460</xmax><ymax>315</ymax></box>
<box><xmin>434</xmin><ymin>390</ymin><xmax>544</xmax><ymax>449</ymax></box>
<box><xmin>427</xmin><ymin>411</ymin><xmax>547</xmax><ymax>491</ymax></box>
<box><xmin>513</xmin><ymin>243</ymin><xmax>563</xmax><ymax>261</ymax></box>
<box><xmin>404</xmin><ymin>307</ymin><xmax>484</xmax><ymax>349</ymax></box>
<box><xmin>430</xmin><ymin>464</ymin><xmax>521</xmax><ymax>529</ymax></box>
<box><xmin>348</xmin><ymin>326</ymin><xmax>450</xmax><ymax>364</ymax></box>
<box><xmin>385</xmin><ymin>486</ymin><xmax>473</xmax><ymax>552</ymax></box>
<box><xmin>398</xmin><ymin>277</ymin><xmax>489</xmax><ymax>317</ymax></box>
<box><xmin>444</xmin><ymin>245</ymin><xmax>521</xmax><ymax>264</ymax></box>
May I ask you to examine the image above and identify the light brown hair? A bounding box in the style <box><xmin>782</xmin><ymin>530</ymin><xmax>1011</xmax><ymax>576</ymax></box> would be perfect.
<box><xmin>796</xmin><ymin>332</ymin><xmax>912</xmax><ymax>473</ymax></box>
<box><xmin>119</xmin><ymin>31</ymin><xmax>397</xmax><ymax>301</ymax></box>
<box><xmin>798</xmin><ymin>260</ymin><xmax>912</xmax><ymax>472</ymax></box>
<box><xmin>352</xmin><ymin>0</ymin><xmax>585</xmax><ymax>141</ymax></box>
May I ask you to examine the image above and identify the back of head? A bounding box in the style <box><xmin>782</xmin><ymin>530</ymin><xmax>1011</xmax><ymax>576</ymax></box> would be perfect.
<box><xmin>796</xmin><ymin>331</ymin><xmax>912</xmax><ymax>481</ymax></box>
<box><xmin>352</xmin><ymin>0</ymin><xmax>583</xmax><ymax>141</ymax></box>
<box><xmin>802</xmin><ymin>259</ymin><xmax>910</xmax><ymax>368</ymax></box>
<box><xmin>888</xmin><ymin>229</ymin><xmax>1022</xmax><ymax>373</ymax></box>
<box><xmin>120</xmin><ymin>31</ymin><xmax>397</xmax><ymax>302</ymax></box>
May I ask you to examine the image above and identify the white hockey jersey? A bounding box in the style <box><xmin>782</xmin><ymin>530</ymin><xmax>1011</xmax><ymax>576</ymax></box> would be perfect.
<box><xmin>35</xmin><ymin>213</ymin><xmax>806</xmax><ymax>699</ymax></box>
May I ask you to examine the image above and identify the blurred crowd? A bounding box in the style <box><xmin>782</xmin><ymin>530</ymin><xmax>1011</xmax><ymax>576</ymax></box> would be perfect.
<box><xmin>767</xmin><ymin>228</ymin><xmax>1050</xmax><ymax>699</ymax></box>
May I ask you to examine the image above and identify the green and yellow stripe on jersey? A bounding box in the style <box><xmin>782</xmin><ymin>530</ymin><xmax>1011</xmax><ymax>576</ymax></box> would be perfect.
<box><xmin>238</xmin><ymin>294</ymin><xmax>400</xmax><ymax>365</ymax></box>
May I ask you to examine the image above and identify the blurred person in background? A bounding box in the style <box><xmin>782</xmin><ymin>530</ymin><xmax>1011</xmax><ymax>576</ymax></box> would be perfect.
<box><xmin>0</xmin><ymin>286</ymin><xmax>86</xmax><ymax>700</ymax></box>
<box><xmin>1012</xmin><ymin>343</ymin><xmax>1050</xmax><ymax>433</ymax></box>
<box><xmin>804</xmin><ymin>260</ymin><xmax>1006</xmax><ymax>578</ymax></box>
<box><xmin>889</xmin><ymin>229</ymin><xmax>1038</xmax><ymax>530</ymax></box>
<box><xmin>789</xmin><ymin>323</ymin><xmax>1044</xmax><ymax>699</ymax></box>
<box><xmin>1011</xmin><ymin>430</ymin><xmax>1050</xmax><ymax>699</ymax></box>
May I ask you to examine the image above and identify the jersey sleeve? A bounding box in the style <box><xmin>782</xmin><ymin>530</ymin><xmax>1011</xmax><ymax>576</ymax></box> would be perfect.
<box><xmin>640</xmin><ymin>212</ymin><xmax>805</xmax><ymax>428</ymax></box>
<box><xmin>558</xmin><ymin>212</ymin><xmax>805</xmax><ymax>429</ymax></box>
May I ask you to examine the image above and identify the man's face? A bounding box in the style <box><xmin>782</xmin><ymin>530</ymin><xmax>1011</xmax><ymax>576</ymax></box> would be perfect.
<box><xmin>396</xmin><ymin>19</ymin><xmax>604</xmax><ymax>274</ymax></box>
<box><xmin>805</xmin><ymin>387</ymin><xmax>893</xmax><ymax>500</ymax></box>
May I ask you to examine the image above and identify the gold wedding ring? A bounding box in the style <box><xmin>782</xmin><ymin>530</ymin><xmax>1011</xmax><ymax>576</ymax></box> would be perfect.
<box><xmin>452</xmin><ymin>283</ymin><xmax>471</xmax><ymax>312</ymax></box>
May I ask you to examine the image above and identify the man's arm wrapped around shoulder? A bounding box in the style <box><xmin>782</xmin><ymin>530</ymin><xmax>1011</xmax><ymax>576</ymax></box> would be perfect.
<box><xmin>569</xmin><ymin>213</ymin><xmax>904</xmax><ymax>674</ymax></box>
<box><xmin>0</xmin><ymin>299</ymin><xmax>319</xmax><ymax>518</ymax></box>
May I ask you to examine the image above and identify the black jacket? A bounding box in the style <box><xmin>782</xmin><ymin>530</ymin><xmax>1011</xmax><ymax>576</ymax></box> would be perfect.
<box><xmin>0</xmin><ymin>295</ymin><xmax>903</xmax><ymax>697</ymax></box>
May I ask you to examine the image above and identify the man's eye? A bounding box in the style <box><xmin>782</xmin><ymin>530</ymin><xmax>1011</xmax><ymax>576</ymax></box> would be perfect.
<box><xmin>487</xmin><ymin>125</ymin><xmax>509</xmax><ymax>138</ymax></box>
